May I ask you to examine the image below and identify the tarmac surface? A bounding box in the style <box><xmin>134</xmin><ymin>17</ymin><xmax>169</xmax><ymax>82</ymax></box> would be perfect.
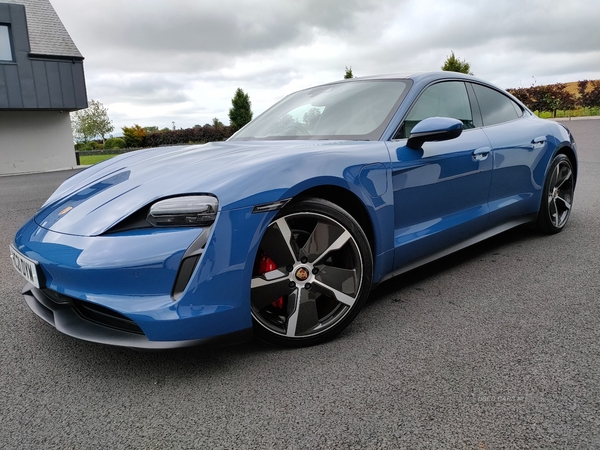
<box><xmin>1</xmin><ymin>119</ymin><xmax>599</xmax><ymax>448</ymax></box>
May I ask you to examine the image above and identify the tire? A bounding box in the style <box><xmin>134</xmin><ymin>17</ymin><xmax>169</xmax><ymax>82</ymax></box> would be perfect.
<box><xmin>250</xmin><ymin>198</ymin><xmax>373</xmax><ymax>347</ymax></box>
<box><xmin>536</xmin><ymin>154</ymin><xmax>575</xmax><ymax>234</ymax></box>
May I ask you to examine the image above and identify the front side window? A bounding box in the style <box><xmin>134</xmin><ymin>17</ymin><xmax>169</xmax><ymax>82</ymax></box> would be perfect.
<box><xmin>472</xmin><ymin>84</ymin><xmax>521</xmax><ymax>126</ymax></box>
<box><xmin>0</xmin><ymin>25</ymin><xmax>13</xmax><ymax>62</ymax></box>
<box><xmin>397</xmin><ymin>81</ymin><xmax>474</xmax><ymax>138</ymax></box>
<box><xmin>229</xmin><ymin>80</ymin><xmax>410</xmax><ymax>141</ymax></box>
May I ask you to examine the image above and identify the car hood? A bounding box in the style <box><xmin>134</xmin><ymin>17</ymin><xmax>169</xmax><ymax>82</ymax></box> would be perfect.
<box><xmin>34</xmin><ymin>140</ymin><xmax>376</xmax><ymax>237</ymax></box>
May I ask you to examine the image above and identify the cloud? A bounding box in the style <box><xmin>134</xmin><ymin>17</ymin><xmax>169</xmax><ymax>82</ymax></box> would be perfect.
<box><xmin>58</xmin><ymin>0</ymin><xmax>400</xmax><ymax>72</ymax></box>
<box><xmin>50</xmin><ymin>0</ymin><xmax>600</xmax><ymax>130</ymax></box>
<box><xmin>414</xmin><ymin>0</ymin><xmax>600</xmax><ymax>55</ymax></box>
<box><xmin>90</xmin><ymin>74</ymin><xmax>192</xmax><ymax>104</ymax></box>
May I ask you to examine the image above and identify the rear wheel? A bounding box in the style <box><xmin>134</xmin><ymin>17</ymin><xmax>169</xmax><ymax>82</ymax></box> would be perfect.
<box><xmin>536</xmin><ymin>154</ymin><xmax>575</xmax><ymax>234</ymax></box>
<box><xmin>251</xmin><ymin>198</ymin><xmax>372</xmax><ymax>347</ymax></box>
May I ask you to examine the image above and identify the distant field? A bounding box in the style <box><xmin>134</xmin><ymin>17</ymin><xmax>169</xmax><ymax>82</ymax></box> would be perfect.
<box><xmin>562</xmin><ymin>80</ymin><xmax>600</xmax><ymax>96</ymax></box>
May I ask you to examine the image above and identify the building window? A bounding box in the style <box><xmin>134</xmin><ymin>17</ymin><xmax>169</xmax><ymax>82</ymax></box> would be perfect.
<box><xmin>0</xmin><ymin>25</ymin><xmax>13</xmax><ymax>61</ymax></box>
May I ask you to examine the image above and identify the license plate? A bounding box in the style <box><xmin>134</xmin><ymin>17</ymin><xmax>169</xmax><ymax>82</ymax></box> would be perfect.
<box><xmin>9</xmin><ymin>245</ymin><xmax>42</xmax><ymax>289</ymax></box>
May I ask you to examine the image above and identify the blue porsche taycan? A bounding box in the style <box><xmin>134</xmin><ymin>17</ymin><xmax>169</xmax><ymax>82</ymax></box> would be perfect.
<box><xmin>10</xmin><ymin>72</ymin><xmax>577</xmax><ymax>348</ymax></box>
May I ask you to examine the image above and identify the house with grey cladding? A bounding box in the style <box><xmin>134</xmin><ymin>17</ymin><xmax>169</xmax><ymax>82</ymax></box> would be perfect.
<box><xmin>0</xmin><ymin>0</ymin><xmax>87</xmax><ymax>175</ymax></box>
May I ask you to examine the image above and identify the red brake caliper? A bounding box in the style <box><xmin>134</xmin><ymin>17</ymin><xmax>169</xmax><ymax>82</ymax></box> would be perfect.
<box><xmin>257</xmin><ymin>254</ymin><xmax>285</xmax><ymax>309</ymax></box>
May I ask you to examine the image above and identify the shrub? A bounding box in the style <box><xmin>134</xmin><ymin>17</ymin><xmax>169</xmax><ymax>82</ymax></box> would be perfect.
<box><xmin>121</xmin><ymin>124</ymin><xmax>147</xmax><ymax>148</ymax></box>
<box><xmin>78</xmin><ymin>142</ymin><xmax>95</xmax><ymax>151</ymax></box>
<box><xmin>142</xmin><ymin>125</ymin><xmax>233</xmax><ymax>148</ymax></box>
<box><xmin>105</xmin><ymin>138</ymin><xmax>127</xmax><ymax>150</ymax></box>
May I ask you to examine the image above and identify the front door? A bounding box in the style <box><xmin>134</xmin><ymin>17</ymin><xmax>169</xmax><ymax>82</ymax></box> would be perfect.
<box><xmin>386</xmin><ymin>81</ymin><xmax>493</xmax><ymax>270</ymax></box>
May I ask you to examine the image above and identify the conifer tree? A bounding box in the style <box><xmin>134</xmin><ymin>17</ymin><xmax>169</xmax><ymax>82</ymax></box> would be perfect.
<box><xmin>441</xmin><ymin>51</ymin><xmax>473</xmax><ymax>75</ymax></box>
<box><xmin>228</xmin><ymin>88</ymin><xmax>253</xmax><ymax>132</ymax></box>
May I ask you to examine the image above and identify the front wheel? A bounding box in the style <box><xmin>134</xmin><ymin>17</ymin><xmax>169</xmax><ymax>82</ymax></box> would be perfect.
<box><xmin>536</xmin><ymin>154</ymin><xmax>575</xmax><ymax>234</ymax></box>
<box><xmin>251</xmin><ymin>198</ymin><xmax>373</xmax><ymax>347</ymax></box>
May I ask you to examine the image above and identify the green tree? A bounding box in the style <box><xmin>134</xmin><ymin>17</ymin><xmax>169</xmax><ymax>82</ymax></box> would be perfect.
<box><xmin>551</xmin><ymin>83</ymin><xmax>577</xmax><ymax>116</ymax></box>
<box><xmin>228</xmin><ymin>88</ymin><xmax>253</xmax><ymax>132</ymax></box>
<box><xmin>71</xmin><ymin>99</ymin><xmax>114</xmax><ymax>144</ymax></box>
<box><xmin>344</xmin><ymin>66</ymin><xmax>354</xmax><ymax>79</ymax></box>
<box><xmin>441</xmin><ymin>51</ymin><xmax>473</xmax><ymax>75</ymax></box>
<box><xmin>212</xmin><ymin>117</ymin><xmax>225</xmax><ymax>129</ymax></box>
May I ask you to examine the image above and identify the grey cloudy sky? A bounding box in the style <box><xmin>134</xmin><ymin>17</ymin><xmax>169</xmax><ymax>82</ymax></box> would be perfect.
<box><xmin>50</xmin><ymin>0</ymin><xmax>600</xmax><ymax>131</ymax></box>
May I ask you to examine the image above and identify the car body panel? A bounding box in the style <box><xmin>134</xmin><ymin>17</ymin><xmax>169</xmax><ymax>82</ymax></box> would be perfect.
<box><xmin>35</xmin><ymin>140</ymin><xmax>393</xmax><ymax>236</ymax></box>
<box><xmin>14</xmin><ymin>142</ymin><xmax>397</xmax><ymax>342</ymax></box>
<box><xmin>11</xmin><ymin>71</ymin><xmax>577</xmax><ymax>348</ymax></box>
<box><xmin>387</xmin><ymin>127</ymin><xmax>493</xmax><ymax>268</ymax></box>
<box><xmin>485</xmin><ymin>118</ymin><xmax>576</xmax><ymax>229</ymax></box>
<box><xmin>483</xmin><ymin>117</ymin><xmax>555</xmax><ymax>226</ymax></box>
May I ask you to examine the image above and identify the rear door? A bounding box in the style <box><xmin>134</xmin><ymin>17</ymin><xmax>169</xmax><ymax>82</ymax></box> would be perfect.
<box><xmin>386</xmin><ymin>81</ymin><xmax>493</xmax><ymax>270</ymax></box>
<box><xmin>470</xmin><ymin>83</ymin><xmax>552</xmax><ymax>227</ymax></box>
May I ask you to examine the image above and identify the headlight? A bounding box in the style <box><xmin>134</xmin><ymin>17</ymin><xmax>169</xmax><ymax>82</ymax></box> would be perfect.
<box><xmin>147</xmin><ymin>195</ymin><xmax>218</xmax><ymax>227</ymax></box>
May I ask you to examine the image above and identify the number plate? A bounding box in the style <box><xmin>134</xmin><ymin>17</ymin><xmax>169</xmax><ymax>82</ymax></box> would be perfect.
<box><xmin>9</xmin><ymin>245</ymin><xmax>42</xmax><ymax>289</ymax></box>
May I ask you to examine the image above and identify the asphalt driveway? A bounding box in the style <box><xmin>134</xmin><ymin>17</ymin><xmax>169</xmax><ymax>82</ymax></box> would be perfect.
<box><xmin>1</xmin><ymin>119</ymin><xmax>599</xmax><ymax>449</ymax></box>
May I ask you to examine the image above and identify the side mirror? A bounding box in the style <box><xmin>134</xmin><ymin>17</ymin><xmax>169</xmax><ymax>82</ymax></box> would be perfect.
<box><xmin>406</xmin><ymin>117</ymin><xmax>464</xmax><ymax>150</ymax></box>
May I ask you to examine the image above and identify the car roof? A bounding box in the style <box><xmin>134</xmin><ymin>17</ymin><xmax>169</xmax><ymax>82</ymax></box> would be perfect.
<box><xmin>326</xmin><ymin>71</ymin><xmax>512</xmax><ymax>99</ymax></box>
<box><xmin>350</xmin><ymin>71</ymin><xmax>477</xmax><ymax>83</ymax></box>
<box><xmin>304</xmin><ymin>71</ymin><xmax>483</xmax><ymax>91</ymax></box>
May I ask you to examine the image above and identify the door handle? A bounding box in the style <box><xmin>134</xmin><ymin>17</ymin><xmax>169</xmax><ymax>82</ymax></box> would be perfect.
<box><xmin>472</xmin><ymin>146</ymin><xmax>491</xmax><ymax>161</ymax></box>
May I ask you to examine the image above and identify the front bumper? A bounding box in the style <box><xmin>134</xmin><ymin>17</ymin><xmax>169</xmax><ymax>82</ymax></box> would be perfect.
<box><xmin>14</xmin><ymin>206</ymin><xmax>273</xmax><ymax>347</ymax></box>
<box><xmin>22</xmin><ymin>283</ymin><xmax>252</xmax><ymax>349</ymax></box>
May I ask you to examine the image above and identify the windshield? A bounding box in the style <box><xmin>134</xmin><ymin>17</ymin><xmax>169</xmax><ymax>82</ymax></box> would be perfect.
<box><xmin>229</xmin><ymin>80</ymin><xmax>410</xmax><ymax>141</ymax></box>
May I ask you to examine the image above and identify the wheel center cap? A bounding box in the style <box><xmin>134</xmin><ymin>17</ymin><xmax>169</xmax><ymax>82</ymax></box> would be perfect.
<box><xmin>295</xmin><ymin>267</ymin><xmax>310</xmax><ymax>281</ymax></box>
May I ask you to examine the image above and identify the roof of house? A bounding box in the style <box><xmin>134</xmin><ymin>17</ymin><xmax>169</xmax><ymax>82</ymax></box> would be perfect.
<box><xmin>3</xmin><ymin>0</ymin><xmax>82</xmax><ymax>58</ymax></box>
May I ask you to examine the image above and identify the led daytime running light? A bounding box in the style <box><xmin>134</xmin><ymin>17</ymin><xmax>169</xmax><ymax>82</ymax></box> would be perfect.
<box><xmin>148</xmin><ymin>195</ymin><xmax>218</xmax><ymax>227</ymax></box>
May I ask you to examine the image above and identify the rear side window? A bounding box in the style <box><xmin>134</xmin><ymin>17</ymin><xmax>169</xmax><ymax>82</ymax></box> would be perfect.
<box><xmin>472</xmin><ymin>84</ymin><xmax>522</xmax><ymax>126</ymax></box>
<box><xmin>397</xmin><ymin>81</ymin><xmax>473</xmax><ymax>138</ymax></box>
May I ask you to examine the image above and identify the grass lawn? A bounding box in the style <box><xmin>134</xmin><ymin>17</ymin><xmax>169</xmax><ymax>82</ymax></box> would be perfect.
<box><xmin>537</xmin><ymin>106</ymin><xmax>600</xmax><ymax>119</ymax></box>
<box><xmin>79</xmin><ymin>154</ymin><xmax>117</xmax><ymax>165</ymax></box>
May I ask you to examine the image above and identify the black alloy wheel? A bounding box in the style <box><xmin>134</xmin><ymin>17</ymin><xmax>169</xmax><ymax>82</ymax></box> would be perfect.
<box><xmin>536</xmin><ymin>154</ymin><xmax>575</xmax><ymax>234</ymax></box>
<box><xmin>251</xmin><ymin>198</ymin><xmax>373</xmax><ymax>347</ymax></box>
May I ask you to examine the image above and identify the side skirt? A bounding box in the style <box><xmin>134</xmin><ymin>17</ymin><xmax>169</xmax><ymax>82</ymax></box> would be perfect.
<box><xmin>377</xmin><ymin>215</ymin><xmax>536</xmax><ymax>285</ymax></box>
